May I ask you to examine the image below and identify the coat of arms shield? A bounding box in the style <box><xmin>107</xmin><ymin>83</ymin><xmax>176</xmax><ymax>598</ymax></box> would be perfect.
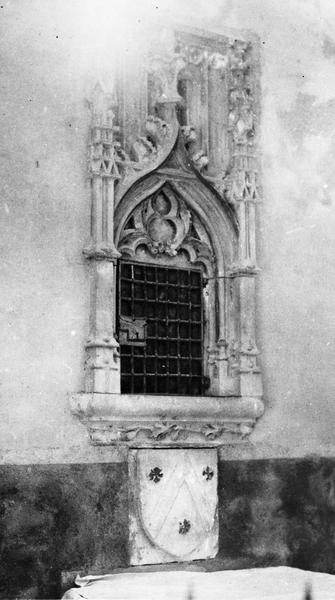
<box><xmin>129</xmin><ymin>448</ymin><xmax>218</xmax><ymax>565</ymax></box>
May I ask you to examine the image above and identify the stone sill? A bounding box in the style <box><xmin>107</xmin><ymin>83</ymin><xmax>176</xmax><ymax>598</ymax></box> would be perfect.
<box><xmin>70</xmin><ymin>393</ymin><xmax>264</xmax><ymax>447</ymax></box>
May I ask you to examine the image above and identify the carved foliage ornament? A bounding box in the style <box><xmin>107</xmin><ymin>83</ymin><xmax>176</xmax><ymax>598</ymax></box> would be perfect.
<box><xmin>118</xmin><ymin>183</ymin><xmax>213</xmax><ymax>263</ymax></box>
<box><xmin>130</xmin><ymin>116</ymin><xmax>174</xmax><ymax>171</ymax></box>
<box><xmin>85</xmin><ymin>420</ymin><xmax>256</xmax><ymax>445</ymax></box>
<box><xmin>88</xmin><ymin>84</ymin><xmax>178</xmax><ymax>192</ymax></box>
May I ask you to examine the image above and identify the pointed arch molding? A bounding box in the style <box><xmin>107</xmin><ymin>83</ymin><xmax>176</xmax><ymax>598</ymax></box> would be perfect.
<box><xmin>70</xmin><ymin>26</ymin><xmax>264</xmax><ymax>446</ymax></box>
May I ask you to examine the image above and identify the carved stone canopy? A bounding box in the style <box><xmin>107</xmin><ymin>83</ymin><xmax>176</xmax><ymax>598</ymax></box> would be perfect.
<box><xmin>70</xmin><ymin>24</ymin><xmax>264</xmax><ymax>447</ymax></box>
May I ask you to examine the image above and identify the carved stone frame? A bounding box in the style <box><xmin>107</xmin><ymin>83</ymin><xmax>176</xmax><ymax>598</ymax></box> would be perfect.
<box><xmin>70</xmin><ymin>25</ymin><xmax>264</xmax><ymax>447</ymax></box>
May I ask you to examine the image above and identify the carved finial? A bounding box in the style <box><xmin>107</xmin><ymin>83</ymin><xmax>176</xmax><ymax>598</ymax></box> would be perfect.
<box><xmin>87</xmin><ymin>81</ymin><xmax>134</xmax><ymax>180</ymax></box>
<box><xmin>89</xmin><ymin>81</ymin><xmax>117</xmax><ymax>128</ymax></box>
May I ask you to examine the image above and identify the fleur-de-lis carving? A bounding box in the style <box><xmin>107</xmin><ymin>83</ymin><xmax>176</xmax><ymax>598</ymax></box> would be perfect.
<box><xmin>202</xmin><ymin>466</ymin><xmax>214</xmax><ymax>481</ymax></box>
<box><xmin>148</xmin><ymin>467</ymin><xmax>163</xmax><ymax>483</ymax></box>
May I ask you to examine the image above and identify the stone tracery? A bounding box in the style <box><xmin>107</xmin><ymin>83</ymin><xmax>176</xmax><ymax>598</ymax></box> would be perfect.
<box><xmin>71</xmin><ymin>25</ymin><xmax>264</xmax><ymax>446</ymax></box>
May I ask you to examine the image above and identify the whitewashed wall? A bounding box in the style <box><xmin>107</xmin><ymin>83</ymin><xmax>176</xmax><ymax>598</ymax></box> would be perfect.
<box><xmin>1</xmin><ymin>0</ymin><xmax>335</xmax><ymax>462</ymax></box>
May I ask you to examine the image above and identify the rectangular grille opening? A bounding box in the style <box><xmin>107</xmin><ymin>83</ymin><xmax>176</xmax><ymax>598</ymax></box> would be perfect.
<box><xmin>118</xmin><ymin>261</ymin><xmax>204</xmax><ymax>395</ymax></box>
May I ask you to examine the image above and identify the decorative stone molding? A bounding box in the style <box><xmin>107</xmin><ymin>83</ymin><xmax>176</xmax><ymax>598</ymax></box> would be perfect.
<box><xmin>71</xmin><ymin>25</ymin><xmax>264</xmax><ymax>446</ymax></box>
<box><xmin>70</xmin><ymin>393</ymin><xmax>264</xmax><ymax>446</ymax></box>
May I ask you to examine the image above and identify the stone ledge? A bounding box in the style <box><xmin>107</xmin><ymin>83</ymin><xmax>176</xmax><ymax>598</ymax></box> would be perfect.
<box><xmin>70</xmin><ymin>393</ymin><xmax>264</xmax><ymax>447</ymax></box>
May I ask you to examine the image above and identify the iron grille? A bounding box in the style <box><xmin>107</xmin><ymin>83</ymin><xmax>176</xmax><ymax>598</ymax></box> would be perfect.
<box><xmin>118</xmin><ymin>261</ymin><xmax>204</xmax><ymax>395</ymax></box>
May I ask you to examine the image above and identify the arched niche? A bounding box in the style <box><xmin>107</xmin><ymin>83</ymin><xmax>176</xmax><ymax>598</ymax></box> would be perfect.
<box><xmin>71</xmin><ymin>26</ymin><xmax>264</xmax><ymax>446</ymax></box>
<box><xmin>114</xmin><ymin>139</ymin><xmax>239</xmax><ymax>398</ymax></box>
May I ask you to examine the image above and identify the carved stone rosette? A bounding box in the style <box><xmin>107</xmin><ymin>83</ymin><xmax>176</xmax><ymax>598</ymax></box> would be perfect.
<box><xmin>71</xmin><ymin>25</ymin><xmax>264</xmax><ymax>446</ymax></box>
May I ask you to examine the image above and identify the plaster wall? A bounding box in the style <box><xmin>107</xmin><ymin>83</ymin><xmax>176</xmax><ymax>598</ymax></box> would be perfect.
<box><xmin>1</xmin><ymin>0</ymin><xmax>335</xmax><ymax>463</ymax></box>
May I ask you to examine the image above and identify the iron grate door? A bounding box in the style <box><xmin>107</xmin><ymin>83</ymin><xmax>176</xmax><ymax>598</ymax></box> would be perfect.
<box><xmin>118</xmin><ymin>261</ymin><xmax>204</xmax><ymax>395</ymax></box>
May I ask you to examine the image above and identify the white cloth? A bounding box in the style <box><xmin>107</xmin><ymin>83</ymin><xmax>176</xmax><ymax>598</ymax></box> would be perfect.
<box><xmin>62</xmin><ymin>566</ymin><xmax>335</xmax><ymax>599</ymax></box>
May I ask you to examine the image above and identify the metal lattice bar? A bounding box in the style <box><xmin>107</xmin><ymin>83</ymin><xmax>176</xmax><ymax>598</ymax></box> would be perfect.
<box><xmin>118</xmin><ymin>261</ymin><xmax>204</xmax><ymax>395</ymax></box>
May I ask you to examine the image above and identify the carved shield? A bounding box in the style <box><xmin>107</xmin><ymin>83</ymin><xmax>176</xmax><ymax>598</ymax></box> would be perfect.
<box><xmin>130</xmin><ymin>449</ymin><xmax>218</xmax><ymax>564</ymax></box>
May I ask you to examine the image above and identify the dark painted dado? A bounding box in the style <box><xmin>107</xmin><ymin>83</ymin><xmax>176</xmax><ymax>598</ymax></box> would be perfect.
<box><xmin>218</xmin><ymin>457</ymin><xmax>335</xmax><ymax>572</ymax></box>
<box><xmin>1</xmin><ymin>458</ymin><xmax>335</xmax><ymax>598</ymax></box>
<box><xmin>0</xmin><ymin>463</ymin><xmax>128</xmax><ymax>599</ymax></box>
